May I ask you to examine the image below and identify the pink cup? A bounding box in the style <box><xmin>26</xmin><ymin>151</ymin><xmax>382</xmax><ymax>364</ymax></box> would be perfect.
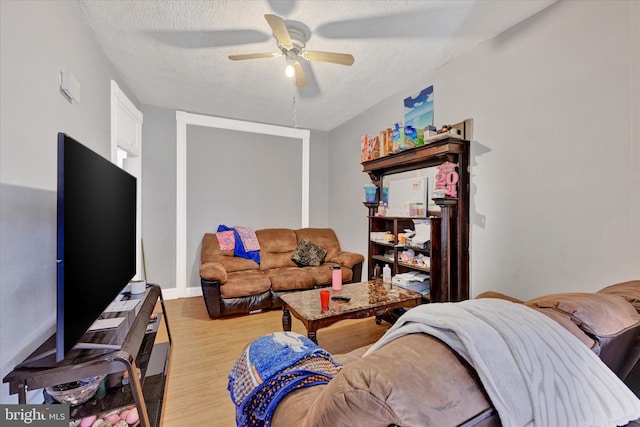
<box><xmin>320</xmin><ymin>290</ymin><xmax>330</xmax><ymax>310</ymax></box>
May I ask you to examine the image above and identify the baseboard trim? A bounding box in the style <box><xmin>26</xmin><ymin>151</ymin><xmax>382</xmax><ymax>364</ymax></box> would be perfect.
<box><xmin>160</xmin><ymin>286</ymin><xmax>203</xmax><ymax>300</ymax></box>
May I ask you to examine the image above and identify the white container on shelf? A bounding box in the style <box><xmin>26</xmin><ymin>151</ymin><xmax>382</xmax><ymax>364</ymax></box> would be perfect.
<box><xmin>129</xmin><ymin>280</ymin><xmax>146</xmax><ymax>295</ymax></box>
<box><xmin>383</xmin><ymin>264</ymin><xmax>392</xmax><ymax>284</ymax></box>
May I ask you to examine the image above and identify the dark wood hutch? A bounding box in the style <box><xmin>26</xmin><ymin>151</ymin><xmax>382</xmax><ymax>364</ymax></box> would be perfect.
<box><xmin>361</xmin><ymin>135</ymin><xmax>470</xmax><ymax>303</ymax></box>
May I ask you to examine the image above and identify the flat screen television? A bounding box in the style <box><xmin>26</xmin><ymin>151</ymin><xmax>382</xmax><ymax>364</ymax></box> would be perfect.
<box><xmin>56</xmin><ymin>132</ymin><xmax>137</xmax><ymax>362</ymax></box>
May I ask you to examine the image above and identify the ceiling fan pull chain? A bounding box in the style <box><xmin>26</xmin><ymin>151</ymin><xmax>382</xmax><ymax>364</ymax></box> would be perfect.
<box><xmin>291</xmin><ymin>79</ymin><xmax>298</xmax><ymax>129</ymax></box>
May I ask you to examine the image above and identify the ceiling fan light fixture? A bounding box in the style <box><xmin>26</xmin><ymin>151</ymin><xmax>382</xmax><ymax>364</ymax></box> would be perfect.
<box><xmin>285</xmin><ymin>63</ymin><xmax>295</xmax><ymax>78</ymax></box>
<box><xmin>228</xmin><ymin>14</ymin><xmax>352</xmax><ymax>88</ymax></box>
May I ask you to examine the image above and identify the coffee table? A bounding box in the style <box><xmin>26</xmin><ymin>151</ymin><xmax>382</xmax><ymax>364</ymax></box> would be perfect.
<box><xmin>280</xmin><ymin>281</ymin><xmax>423</xmax><ymax>343</ymax></box>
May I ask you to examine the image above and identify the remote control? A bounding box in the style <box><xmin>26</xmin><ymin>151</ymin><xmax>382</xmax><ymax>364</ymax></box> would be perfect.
<box><xmin>331</xmin><ymin>295</ymin><xmax>351</xmax><ymax>302</ymax></box>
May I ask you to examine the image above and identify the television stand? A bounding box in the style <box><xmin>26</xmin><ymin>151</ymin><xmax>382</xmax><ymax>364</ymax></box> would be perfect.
<box><xmin>17</xmin><ymin>342</ymin><xmax>125</xmax><ymax>370</ymax></box>
<box><xmin>3</xmin><ymin>284</ymin><xmax>172</xmax><ymax>427</ymax></box>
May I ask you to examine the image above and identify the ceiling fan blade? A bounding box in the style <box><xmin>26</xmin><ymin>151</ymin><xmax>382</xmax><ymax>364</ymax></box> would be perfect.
<box><xmin>264</xmin><ymin>14</ymin><xmax>292</xmax><ymax>48</ymax></box>
<box><xmin>301</xmin><ymin>51</ymin><xmax>354</xmax><ymax>66</ymax></box>
<box><xmin>293</xmin><ymin>61</ymin><xmax>307</xmax><ymax>87</ymax></box>
<box><xmin>295</xmin><ymin>60</ymin><xmax>321</xmax><ymax>98</ymax></box>
<box><xmin>228</xmin><ymin>52</ymin><xmax>280</xmax><ymax>61</ymax></box>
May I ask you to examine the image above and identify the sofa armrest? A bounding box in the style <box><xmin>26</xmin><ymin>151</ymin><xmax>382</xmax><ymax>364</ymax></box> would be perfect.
<box><xmin>200</xmin><ymin>262</ymin><xmax>228</xmax><ymax>283</ymax></box>
<box><xmin>327</xmin><ymin>251</ymin><xmax>365</xmax><ymax>269</ymax></box>
<box><xmin>349</xmin><ymin>262</ymin><xmax>363</xmax><ymax>283</ymax></box>
<box><xmin>201</xmin><ymin>279</ymin><xmax>223</xmax><ymax>319</ymax></box>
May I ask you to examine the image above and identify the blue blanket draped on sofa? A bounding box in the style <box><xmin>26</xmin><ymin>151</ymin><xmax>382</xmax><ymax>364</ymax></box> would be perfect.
<box><xmin>217</xmin><ymin>224</ymin><xmax>261</xmax><ymax>264</ymax></box>
<box><xmin>228</xmin><ymin>331</ymin><xmax>342</xmax><ymax>427</ymax></box>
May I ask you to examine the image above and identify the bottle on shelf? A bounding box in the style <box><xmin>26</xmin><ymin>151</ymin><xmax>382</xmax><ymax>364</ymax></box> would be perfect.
<box><xmin>377</xmin><ymin>201</ymin><xmax>386</xmax><ymax>216</ymax></box>
<box><xmin>373</xmin><ymin>264</ymin><xmax>382</xmax><ymax>278</ymax></box>
<box><xmin>383</xmin><ymin>264</ymin><xmax>392</xmax><ymax>284</ymax></box>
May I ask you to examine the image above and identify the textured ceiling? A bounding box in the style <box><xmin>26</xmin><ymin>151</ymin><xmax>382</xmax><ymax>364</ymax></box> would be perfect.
<box><xmin>79</xmin><ymin>0</ymin><xmax>554</xmax><ymax>131</ymax></box>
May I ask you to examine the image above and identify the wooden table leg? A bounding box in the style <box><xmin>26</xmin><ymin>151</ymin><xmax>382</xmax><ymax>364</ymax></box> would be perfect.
<box><xmin>282</xmin><ymin>306</ymin><xmax>291</xmax><ymax>331</ymax></box>
<box><xmin>307</xmin><ymin>329</ymin><xmax>317</xmax><ymax>344</ymax></box>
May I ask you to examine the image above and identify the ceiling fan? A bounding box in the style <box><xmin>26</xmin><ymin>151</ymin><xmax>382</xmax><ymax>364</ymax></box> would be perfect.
<box><xmin>228</xmin><ymin>14</ymin><xmax>354</xmax><ymax>87</ymax></box>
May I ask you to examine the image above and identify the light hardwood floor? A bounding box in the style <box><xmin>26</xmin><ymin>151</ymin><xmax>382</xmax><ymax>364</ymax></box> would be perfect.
<box><xmin>159</xmin><ymin>297</ymin><xmax>392</xmax><ymax>427</ymax></box>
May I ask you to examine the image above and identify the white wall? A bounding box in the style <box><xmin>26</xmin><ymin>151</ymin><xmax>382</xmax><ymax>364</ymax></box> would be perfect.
<box><xmin>0</xmin><ymin>1</ymin><xmax>138</xmax><ymax>403</ymax></box>
<box><xmin>329</xmin><ymin>0</ymin><xmax>640</xmax><ymax>300</ymax></box>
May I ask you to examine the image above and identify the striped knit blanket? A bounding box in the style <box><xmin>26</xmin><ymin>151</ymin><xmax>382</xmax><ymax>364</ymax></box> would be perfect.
<box><xmin>228</xmin><ymin>331</ymin><xmax>342</xmax><ymax>426</ymax></box>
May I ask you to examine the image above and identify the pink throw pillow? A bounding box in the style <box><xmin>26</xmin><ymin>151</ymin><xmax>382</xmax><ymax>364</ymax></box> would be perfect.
<box><xmin>216</xmin><ymin>230</ymin><xmax>235</xmax><ymax>251</ymax></box>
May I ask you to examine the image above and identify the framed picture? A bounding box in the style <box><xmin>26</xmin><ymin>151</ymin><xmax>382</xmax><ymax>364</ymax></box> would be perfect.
<box><xmin>404</xmin><ymin>86</ymin><xmax>434</xmax><ymax>130</ymax></box>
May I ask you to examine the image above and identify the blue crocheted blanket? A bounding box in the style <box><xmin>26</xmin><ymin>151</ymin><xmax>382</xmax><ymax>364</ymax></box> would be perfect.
<box><xmin>228</xmin><ymin>331</ymin><xmax>342</xmax><ymax>426</ymax></box>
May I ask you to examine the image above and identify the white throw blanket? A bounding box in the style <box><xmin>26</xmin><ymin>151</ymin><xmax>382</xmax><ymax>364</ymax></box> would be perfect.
<box><xmin>364</xmin><ymin>298</ymin><xmax>640</xmax><ymax>427</ymax></box>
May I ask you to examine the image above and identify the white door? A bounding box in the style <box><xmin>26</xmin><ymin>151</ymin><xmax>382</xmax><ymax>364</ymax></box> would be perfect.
<box><xmin>110</xmin><ymin>80</ymin><xmax>144</xmax><ymax>281</ymax></box>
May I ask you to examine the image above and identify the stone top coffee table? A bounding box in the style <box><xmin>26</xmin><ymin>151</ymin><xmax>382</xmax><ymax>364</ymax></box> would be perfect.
<box><xmin>280</xmin><ymin>281</ymin><xmax>423</xmax><ymax>343</ymax></box>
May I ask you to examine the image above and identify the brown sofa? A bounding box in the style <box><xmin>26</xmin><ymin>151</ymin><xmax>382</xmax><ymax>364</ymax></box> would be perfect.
<box><xmin>200</xmin><ymin>227</ymin><xmax>364</xmax><ymax>319</ymax></box>
<box><xmin>268</xmin><ymin>280</ymin><xmax>640</xmax><ymax>427</ymax></box>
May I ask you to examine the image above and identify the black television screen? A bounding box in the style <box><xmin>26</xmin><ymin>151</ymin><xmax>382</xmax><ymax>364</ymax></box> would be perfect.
<box><xmin>56</xmin><ymin>133</ymin><xmax>137</xmax><ymax>361</ymax></box>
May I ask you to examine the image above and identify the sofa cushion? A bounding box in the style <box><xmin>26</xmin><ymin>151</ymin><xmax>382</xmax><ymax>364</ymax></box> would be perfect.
<box><xmin>271</xmin><ymin>386</ymin><xmax>327</xmax><ymax>426</ymax></box>
<box><xmin>218</xmin><ymin>224</ymin><xmax>260</xmax><ymax>264</ymax></box>
<box><xmin>201</xmin><ymin>232</ymin><xmax>234</xmax><ymax>260</ymax></box>
<box><xmin>220</xmin><ymin>270</ymin><xmax>271</xmax><ymax>299</ymax></box>
<box><xmin>291</xmin><ymin>238</ymin><xmax>327</xmax><ymax>267</ymax></box>
<box><xmin>295</xmin><ymin>228</ymin><xmax>342</xmax><ymax>262</ymax></box>
<box><xmin>598</xmin><ymin>280</ymin><xmax>640</xmax><ymax>313</ymax></box>
<box><xmin>475</xmin><ymin>291</ymin><xmax>596</xmax><ymax>349</ymax></box>
<box><xmin>261</xmin><ymin>251</ymin><xmax>298</xmax><ymax>271</ymax></box>
<box><xmin>265</xmin><ymin>268</ymin><xmax>315</xmax><ymax>291</ymax></box>
<box><xmin>298</xmin><ymin>333</ymin><xmax>491</xmax><ymax>427</ymax></box>
<box><xmin>525</xmin><ymin>292</ymin><xmax>640</xmax><ymax>377</ymax></box>
<box><xmin>530</xmin><ymin>307</ymin><xmax>596</xmax><ymax>349</ymax></box>
<box><xmin>256</xmin><ymin>229</ymin><xmax>298</xmax><ymax>270</ymax></box>
<box><xmin>202</xmin><ymin>232</ymin><xmax>260</xmax><ymax>272</ymax></box>
<box><xmin>525</xmin><ymin>292</ymin><xmax>640</xmax><ymax>337</ymax></box>
<box><xmin>303</xmin><ymin>264</ymin><xmax>353</xmax><ymax>286</ymax></box>
<box><xmin>211</xmin><ymin>256</ymin><xmax>260</xmax><ymax>274</ymax></box>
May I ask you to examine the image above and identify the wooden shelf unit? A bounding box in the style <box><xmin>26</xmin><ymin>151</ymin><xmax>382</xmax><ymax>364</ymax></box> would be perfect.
<box><xmin>3</xmin><ymin>284</ymin><xmax>172</xmax><ymax>427</ymax></box>
<box><xmin>362</xmin><ymin>137</ymin><xmax>470</xmax><ymax>302</ymax></box>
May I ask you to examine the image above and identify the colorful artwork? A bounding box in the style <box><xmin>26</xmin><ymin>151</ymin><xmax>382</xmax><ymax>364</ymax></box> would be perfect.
<box><xmin>404</xmin><ymin>86</ymin><xmax>434</xmax><ymax>131</ymax></box>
